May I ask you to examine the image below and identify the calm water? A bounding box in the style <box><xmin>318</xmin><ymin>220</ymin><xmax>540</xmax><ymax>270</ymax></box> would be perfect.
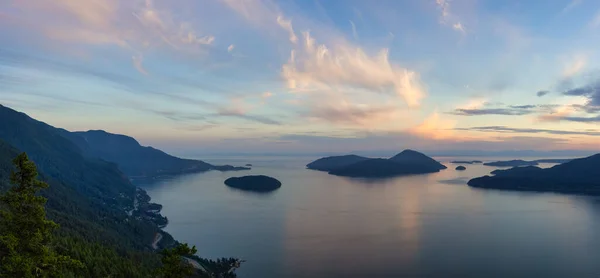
<box><xmin>143</xmin><ymin>156</ymin><xmax>600</xmax><ymax>278</ymax></box>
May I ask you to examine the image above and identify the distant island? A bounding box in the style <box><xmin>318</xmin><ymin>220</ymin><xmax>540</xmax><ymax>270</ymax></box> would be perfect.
<box><xmin>307</xmin><ymin>150</ymin><xmax>446</xmax><ymax>178</ymax></box>
<box><xmin>455</xmin><ymin>166</ymin><xmax>466</xmax><ymax>171</ymax></box>
<box><xmin>468</xmin><ymin>154</ymin><xmax>600</xmax><ymax>195</ymax></box>
<box><xmin>224</xmin><ymin>175</ymin><xmax>282</xmax><ymax>192</ymax></box>
<box><xmin>483</xmin><ymin>158</ymin><xmax>574</xmax><ymax>167</ymax></box>
<box><xmin>245</xmin><ymin>164</ymin><xmax>252</xmax><ymax>167</ymax></box>
<box><xmin>451</xmin><ymin>160</ymin><xmax>482</xmax><ymax>164</ymax></box>
<box><xmin>306</xmin><ymin>154</ymin><xmax>370</xmax><ymax>171</ymax></box>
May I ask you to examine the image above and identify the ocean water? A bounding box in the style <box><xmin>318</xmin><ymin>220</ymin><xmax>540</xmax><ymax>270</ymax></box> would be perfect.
<box><xmin>142</xmin><ymin>156</ymin><xmax>600</xmax><ymax>278</ymax></box>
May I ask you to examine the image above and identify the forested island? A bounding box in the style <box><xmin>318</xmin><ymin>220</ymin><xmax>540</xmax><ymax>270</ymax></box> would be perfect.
<box><xmin>468</xmin><ymin>154</ymin><xmax>600</xmax><ymax>195</ymax></box>
<box><xmin>307</xmin><ymin>150</ymin><xmax>446</xmax><ymax>178</ymax></box>
<box><xmin>225</xmin><ymin>175</ymin><xmax>282</xmax><ymax>192</ymax></box>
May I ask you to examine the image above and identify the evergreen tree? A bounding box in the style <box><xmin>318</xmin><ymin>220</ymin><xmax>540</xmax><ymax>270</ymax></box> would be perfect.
<box><xmin>157</xmin><ymin>243</ymin><xmax>197</xmax><ymax>278</ymax></box>
<box><xmin>0</xmin><ymin>153</ymin><xmax>82</xmax><ymax>277</ymax></box>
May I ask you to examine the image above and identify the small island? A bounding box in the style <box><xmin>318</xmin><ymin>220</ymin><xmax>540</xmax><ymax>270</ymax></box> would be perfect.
<box><xmin>455</xmin><ymin>166</ymin><xmax>466</xmax><ymax>171</ymax></box>
<box><xmin>212</xmin><ymin>165</ymin><xmax>251</xmax><ymax>171</ymax></box>
<box><xmin>245</xmin><ymin>164</ymin><xmax>252</xmax><ymax>167</ymax></box>
<box><xmin>451</xmin><ymin>160</ymin><xmax>482</xmax><ymax>164</ymax></box>
<box><xmin>224</xmin><ymin>175</ymin><xmax>282</xmax><ymax>192</ymax></box>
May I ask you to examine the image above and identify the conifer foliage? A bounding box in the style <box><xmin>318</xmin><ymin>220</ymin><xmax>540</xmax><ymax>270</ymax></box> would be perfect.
<box><xmin>0</xmin><ymin>153</ymin><xmax>81</xmax><ymax>277</ymax></box>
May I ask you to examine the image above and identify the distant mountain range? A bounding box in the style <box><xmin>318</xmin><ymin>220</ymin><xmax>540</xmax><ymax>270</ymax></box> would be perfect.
<box><xmin>483</xmin><ymin>158</ymin><xmax>574</xmax><ymax>167</ymax></box>
<box><xmin>59</xmin><ymin>129</ymin><xmax>248</xmax><ymax>178</ymax></box>
<box><xmin>307</xmin><ymin>150</ymin><xmax>447</xmax><ymax>178</ymax></box>
<box><xmin>469</xmin><ymin>154</ymin><xmax>600</xmax><ymax>195</ymax></box>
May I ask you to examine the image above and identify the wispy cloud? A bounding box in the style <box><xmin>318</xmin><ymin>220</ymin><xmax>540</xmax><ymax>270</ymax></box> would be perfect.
<box><xmin>282</xmin><ymin>31</ymin><xmax>425</xmax><ymax>107</ymax></box>
<box><xmin>349</xmin><ymin>20</ymin><xmax>358</xmax><ymax>39</ymax></box>
<box><xmin>562</xmin><ymin>54</ymin><xmax>587</xmax><ymax>78</ymax></box>
<box><xmin>536</xmin><ymin>90</ymin><xmax>550</xmax><ymax>97</ymax></box>
<box><xmin>276</xmin><ymin>15</ymin><xmax>298</xmax><ymax>43</ymax></box>
<box><xmin>450</xmin><ymin>108</ymin><xmax>536</xmax><ymax>116</ymax></box>
<box><xmin>409</xmin><ymin>112</ymin><xmax>456</xmax><ymax>140</ymax></box>
<box><xmin>132</xmin><ymin>54</ymin><xmax>148</xmax><ymax>75</ymax></box>
<box><xmin>435</xmin><ymin>0</ymin><xmax>466</xmax><ymax>34</ymax></box>
<box><xmin>591</xmin><ymin>10</ymin><xmax>600</xmax><ymax>28</ymax></box>
<box><xmin>306</xmin><ymin>102</ymin><xmax>402</xmax><ymax>127</ymax></box>
<box><xmin>7</xmin><ymin>0</ymin><xmax>216</xmax><ymax>72</ymax></box>
<box><xmin>459</xmin><ymin>126</ymin><xmax>600</xmax><ymax>136</ymax></box>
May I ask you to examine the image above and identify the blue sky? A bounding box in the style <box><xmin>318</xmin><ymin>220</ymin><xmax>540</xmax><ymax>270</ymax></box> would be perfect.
<box><xmin>1</xmin><ymin>0</ymin><xmax>600</xmax><ymax>154</ymax></box>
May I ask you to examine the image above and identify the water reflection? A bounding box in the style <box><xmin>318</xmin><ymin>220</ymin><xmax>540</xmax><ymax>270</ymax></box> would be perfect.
<box><xmin>142</xmin><ymin>158</ymin><xmax>600</xmax><ymax>278</ymax></box>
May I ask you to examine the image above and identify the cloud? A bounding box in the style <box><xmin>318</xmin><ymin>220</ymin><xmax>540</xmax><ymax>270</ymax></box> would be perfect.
<box><xmin>536</xmin><ymin>90</ymin><xmax>549</xmax><ymax>97</ymax></box>
<box><xmin>458</xmin><ymin>126</ymin><xmax>600</xmax><ymax>136</ymax></box>
<box><xmin>409</xmin><ymin>112</ymin><xmax>456</xmax><ymax>140</ymax></box>
<box><xmin>435</xmin><ymin>0</ymin><xmax>465</xmax><ymax>34</ymax></box>
<box><xmin>216</xmin><ymin>97</ymin><xmax>281</xmax><ymax>125</ymax></box>
<box><xmin>509</xmin><ymin>105</ymin><xmax>537</xmax><ymax>109</ymax></box>
<box><xmin>591</xmin><ymin>10</ymin><xmax>600</xmax><ymax>28</ymax></box>
<box><xmin>436</xmin><ymin>0</ymin><xmax>450</xmax><ymax>20</ymax></box>
<box><xmin>558</xmin><ymin>115</ymin><xmax>600</xmax><ymax>123</ymax></box>
<box><xmin>452</xmin><ymin>23</ymin><xmax>466</xmax><ymax>34</ymax></box>
<box><xmin>7</xmin><ymin>0</ymin><xmax>216</xmax><ymax>71</ymax></box>
<box><xmin>227</xmin><ymin>44</ymin><xmax>235</xmax><ymax>52</ymax></box>
<box><xmin>282</xmin><ymin>31</ymin><xmax>425</xmax><ymax>107</ymax></box>
<box><xmin>276</xmin><ymin>15</ymin><xmax>298</xmax><ymax>43</ymax></box>
<box><xmin>306</xmin><ymin>102</ymin><xmax>402</xmax><ymax>126</ymax></box>
<box><xmin>349</xmin><ymin>20</ymin><xmax>358</xmax><ymax>39</ymax></box>
<box><xmin>562</xmin><ymin>55</ymin><xmax>586</xmax><ymax>78</ymax></box>
<box><xmin>132</xmin><ymin>54</ymin><xmax>148</xmax><ymax>75</ymax></box>
<box><xmin>562</xmin><ymin>80</ymin><xmax>600</xmax><ymax>106</ymax></box>
<box><xmin>450</xmin><ymin>108</ymin><xmax>535</xmax><ymax>116</ymax></box>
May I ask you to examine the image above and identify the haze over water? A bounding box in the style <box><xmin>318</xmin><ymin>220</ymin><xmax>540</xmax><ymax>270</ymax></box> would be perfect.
<box><xmin>143</xmin><ymin>156</ymin><xmax>600</xmax><ymax>278</ymax></box>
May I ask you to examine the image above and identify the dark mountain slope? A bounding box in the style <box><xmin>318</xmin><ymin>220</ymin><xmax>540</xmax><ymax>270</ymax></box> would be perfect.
<box><xmin>60</xmin><ymin>129</ymin><xmax>248</xmax><ymax>178</ymax></box>
<box><xmin>65</xmin><ymin>130</ymin><xmax>213</xmax><ymax>177</ymax></box>
<box><xmin>468</xmin><ymin>154</ymin><xmax>600</xmax><ymax>195</ymax></box>
<box><xmin>0</xmin><ymin>104</ymin><xmax>166</xmax><ymax>248</ymax></box>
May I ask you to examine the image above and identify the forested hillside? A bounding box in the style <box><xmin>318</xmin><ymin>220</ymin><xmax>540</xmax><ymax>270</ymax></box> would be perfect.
<box><xmin>0</xmin><ymin>105</ymin><xmax>239</xmax><ymax>276</ymax></box>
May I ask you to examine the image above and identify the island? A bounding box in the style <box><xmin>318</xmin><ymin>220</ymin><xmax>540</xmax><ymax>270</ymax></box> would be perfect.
<box><xmin>451</xmin><ymin>160</ymin><xmax>482</xmax><ymax>164</ymax></box>
<box><xmin>455</xmin><ymin>166</ymin><xmax>466</xmax><ymax>171</ymax></box>
<box><xmin>224</xmin><ymin>175</ymin><xmax>282</xmax><ymax>192</ymax></box>
<box><xmin>307</xmin><ymin>149</ymin><xmax>447</xmax><ymax>178</ymax></box>
<box><xmin>468</xmin><ymin>153</ymin><xmax>600</xmax><ymax>195</ymax></box>
<box><xmin>212</xmin><ymin>165</ymin><xmax>251</xmax><ymax>171</ymax></box>
<box><xmin>306</xmin><ymin>154</ymin><xmax>370</xmax><ymax>171</ymax></box>
<box><xmin>483</xmin><ymin>158</ymin><xmax>576</xmax><ymax>167</ymax></box>
<box><xmin>483</xmin><ymin>159</ymin><xmax>538</xmax><ymax>167</ymax></box>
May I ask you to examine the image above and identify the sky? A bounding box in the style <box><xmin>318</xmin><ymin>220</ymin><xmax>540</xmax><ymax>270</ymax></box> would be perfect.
<box><xmin>1</xmin><ymin>0</ymin><xmax>600</xmax><ymax>155</ymax></box>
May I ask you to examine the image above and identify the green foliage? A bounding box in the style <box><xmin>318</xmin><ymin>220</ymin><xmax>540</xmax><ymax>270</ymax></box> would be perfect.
<box><xmin>0</xmin><ymin>106</ymin><xmax>242</xmax><ymax>277</ymax></box>
<box><xmin>157</xmin><ymin>243</ymin><xmax>197</xmax><ymax>278</ymax></box>
<box><xmin>0</xmin><ymin>153</ymin><xmax>82</xmax><ymax>277</ymax></box>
